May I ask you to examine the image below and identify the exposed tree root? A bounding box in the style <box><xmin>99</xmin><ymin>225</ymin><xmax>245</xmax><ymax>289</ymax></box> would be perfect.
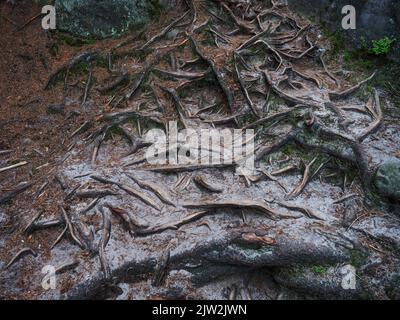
<box><xmin>5</xmin><ymin>0</ymin><xmax>397</xmax><ymax>300</ymax></box>
<box><xmin>329</xmin><ymin>71</ymin><xmax>377</xmax><ymax>100</ymax></box>
<box><xmin>358</xmin><ymin>88</ymin><xmax>383</xmax><ymax>142</ymax></box>
<box><xmin>286</xmin><ymin>156</ymin><xmax>318</xmax><ymax>199</ymax></box>
<box><xmin>189</xmin><ymin>36</ymin><xmax>236</xmax><ymax>115</ymax></box>
<box><xmin>182</xmin><ymin>199</ymin><xmax>295</xmax><ymax>219</ymax></box>
<box><xmin>45</xmin><ymin>51</ymin><xmax>103</xmax><ymax>89</ymax></box>
<box><xmin>4</xmin><ymin>247</ymin><xmax>37</xmax><ymax>269</ymax></box>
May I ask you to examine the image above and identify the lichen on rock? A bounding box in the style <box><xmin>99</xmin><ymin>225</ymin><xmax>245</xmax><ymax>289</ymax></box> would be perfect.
<box><xmin>55</xmin><ymin>0</ymin><xmax>172</xmax><ymax>39</ymax></box>
<box><xmin>374</xmin><ymin>161</ymin><xmax>400</xmax><ymax>201</ymax></box>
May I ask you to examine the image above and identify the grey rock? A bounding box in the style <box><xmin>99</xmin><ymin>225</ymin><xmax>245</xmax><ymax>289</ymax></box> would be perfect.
<box><xmin>22</xmin><ymin>138</ymin><xmax>33</xmax><ymax>145</ymax></box>
<box><xmin>374</xmin><ymin>160</ymin><xmax>400</xmax><ymax>201</ymax></box>
<box><xmin>273</xmin><ymin>264</ymin><xmax>368</xmax><ymax>299</ymax></box>
<box><xmin>287</xmin><ymin>0</ymin><xmax>400</xmax><ymax>60</ymax></box>
<box><xmin>55</xmin><ymin>0</ymin><xmax>173</xmax><ymax>39</ymax></box>
<box><xmin>165</xmin><ymin>29</ymin><xmax>180</xmax><ymax>40</ymax></box>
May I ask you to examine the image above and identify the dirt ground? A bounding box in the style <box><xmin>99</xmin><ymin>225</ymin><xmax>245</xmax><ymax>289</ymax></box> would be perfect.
<box><xmin>1</xmin><ymin>0</ymin><xmax>400</xmax><ymax>300</ymax></box>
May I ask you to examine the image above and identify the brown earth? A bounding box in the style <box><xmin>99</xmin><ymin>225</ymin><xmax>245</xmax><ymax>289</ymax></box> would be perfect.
<box><xmin>1</xmin><ymin>0</ymin><xmax>400</xmax><ymax>300</ymax></box>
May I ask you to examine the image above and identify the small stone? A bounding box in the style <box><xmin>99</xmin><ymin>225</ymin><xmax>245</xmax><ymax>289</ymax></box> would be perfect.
<box><xmin>22</xmin><ymin>138</ymin><xmax>33</xmax><ymax>145</ymax></box>
<box><xmin>47</xmin><ymin>104</ymin><xmax>65</xmax><ymax>115</ymax></box>
<box><xmin>374</xmin><ymin>161</ymin><xmax>400</xmax><ymax>201</ymax></box>
<box><xmin>165</xmin><ymin>29</ymin><xmax>179</xmax><ymax>40</ymax></box>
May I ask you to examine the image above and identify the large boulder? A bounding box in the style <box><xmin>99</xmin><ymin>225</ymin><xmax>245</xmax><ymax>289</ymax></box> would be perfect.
<box><xmin>374</xmin><ymin>161</ymin><xmax>400</xmax><ymax>201</ymax></box>
<box><xmin>55</xmin><ymin>0</ymin><xmax>173</xmax><ymax>39</ymax></box>
<box><xmin>287</xmin><ymin>0</ymin><xmax>400</xmax><ymax>60</ymax></box>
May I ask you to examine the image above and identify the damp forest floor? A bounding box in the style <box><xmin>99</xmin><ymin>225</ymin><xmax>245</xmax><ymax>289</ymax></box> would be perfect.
<box><xmin>1</xmin><ymin>0</ymin><xmax>400</xmax><ymax>300</ymax></box>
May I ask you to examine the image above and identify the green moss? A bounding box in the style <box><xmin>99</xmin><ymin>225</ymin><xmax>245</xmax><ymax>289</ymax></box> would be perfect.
<box><xmin>321</xmin><ymin>22</ymin><xmax>395</xmax><ymax>94</ymax></box>
<box><xmin>237</xmin><ymin>113</ymin><xmax>256</xmax><ymax>127</ymax></box>
<box><xmin>342</xmin><ymin>48</ymin><xmax>377</xmax><ymax>73</ymax></box>
<box><xmin>312</xmin><ymin>265</ymin><xmax>329</xmax><ymax>275</ymax></box>
<box><xmin>55</xmin><ymin>32</ymin><xmax>97</xmax><ymax>47</ymax></box>
<box><xmin>352</xmin><ymin>59</ymin><xmax>375</xmax><ymax>71</ymax></box>
<box><xmin>281</xmin><ymin>143</ymin><xmax>298</xmax><ymax>157</ymax></box>
<box><xmin>385</xmin><ymin>275</ymin><xmax>400</xmax><ymax>300</ymax></box>
<box><xmin>347</xmin><ymin>249</ymin><xmax>368</xmax><ymax>268</ymax></box>
<box><xmin>286</xmin><ymin>109</ymin><xmax>306</xmax><ymax>127</ymax></box>
<box><xmin>339</xmin><ymin>38</ymin><xmax>397</xmax><ymax>86</ymax></box>
<box><xmin>280</xmin><ymin>140</ymin><xmax>324</xmax><ymax>164</ymax></box>
<box><xmin>268</xmin><ymin>94</ymin><xmax>286</xmax><ymax>108</ymax></box>
<box><xmin>327</xmin><ymin>31</ymin><xmax>346</xmax><ymax>56</ymax></box>
<box><xmin>308</xmin><ymin>16</ymin><xmax>316</xmax><ymax>24</ymax></box>
<box><xmin>371</xmin><ymin>62</ymin><xmax>400</xmax><ymax>110</ymax></box>
<box><xmin>284</xmin><ymin>264</ymin><xmax>308</xmax><ymax>277</ymax></box>
<box><xmin>374</xmin><ymin>160</ymin><xmax>400</xmax><ymax>202</ymax></box>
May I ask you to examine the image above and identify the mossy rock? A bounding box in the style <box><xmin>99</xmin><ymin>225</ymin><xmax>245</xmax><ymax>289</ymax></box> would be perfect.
<box><xmin>274</xmin><ymin>264</ymin><xmax>369</xmax><ymax>299</ymax></box>
<box><xmin>374</xmin><ymin>161</ymin><xmax>400</xmax><ymax>201</ymax></box>
<box><xmin>55</xmin><ymin>0</ymin><xmax>172</xmax><ymax>39</ymax></box>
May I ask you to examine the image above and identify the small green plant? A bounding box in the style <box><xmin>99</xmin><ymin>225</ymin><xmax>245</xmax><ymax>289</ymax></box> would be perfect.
<box><xmin>370</xmin><ymin>37</ymin><xmax>395</xmax><ymax>56</ymax></box>
<box><xmin>312</xmin><ymin>265</ymin><xmax>328</xmax><ymax>275</ymax></box>
<box><xmin>343</xmin><ymin>50</ymin><xmax>352</xmax><ymax>62</ymax></box>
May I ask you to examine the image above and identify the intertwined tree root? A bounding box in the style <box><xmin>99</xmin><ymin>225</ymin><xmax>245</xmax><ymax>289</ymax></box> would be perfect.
<box><xmin>2</xmin><ymin>0</ymin><xmax>400</xmax><ymax>300</ymax></box>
